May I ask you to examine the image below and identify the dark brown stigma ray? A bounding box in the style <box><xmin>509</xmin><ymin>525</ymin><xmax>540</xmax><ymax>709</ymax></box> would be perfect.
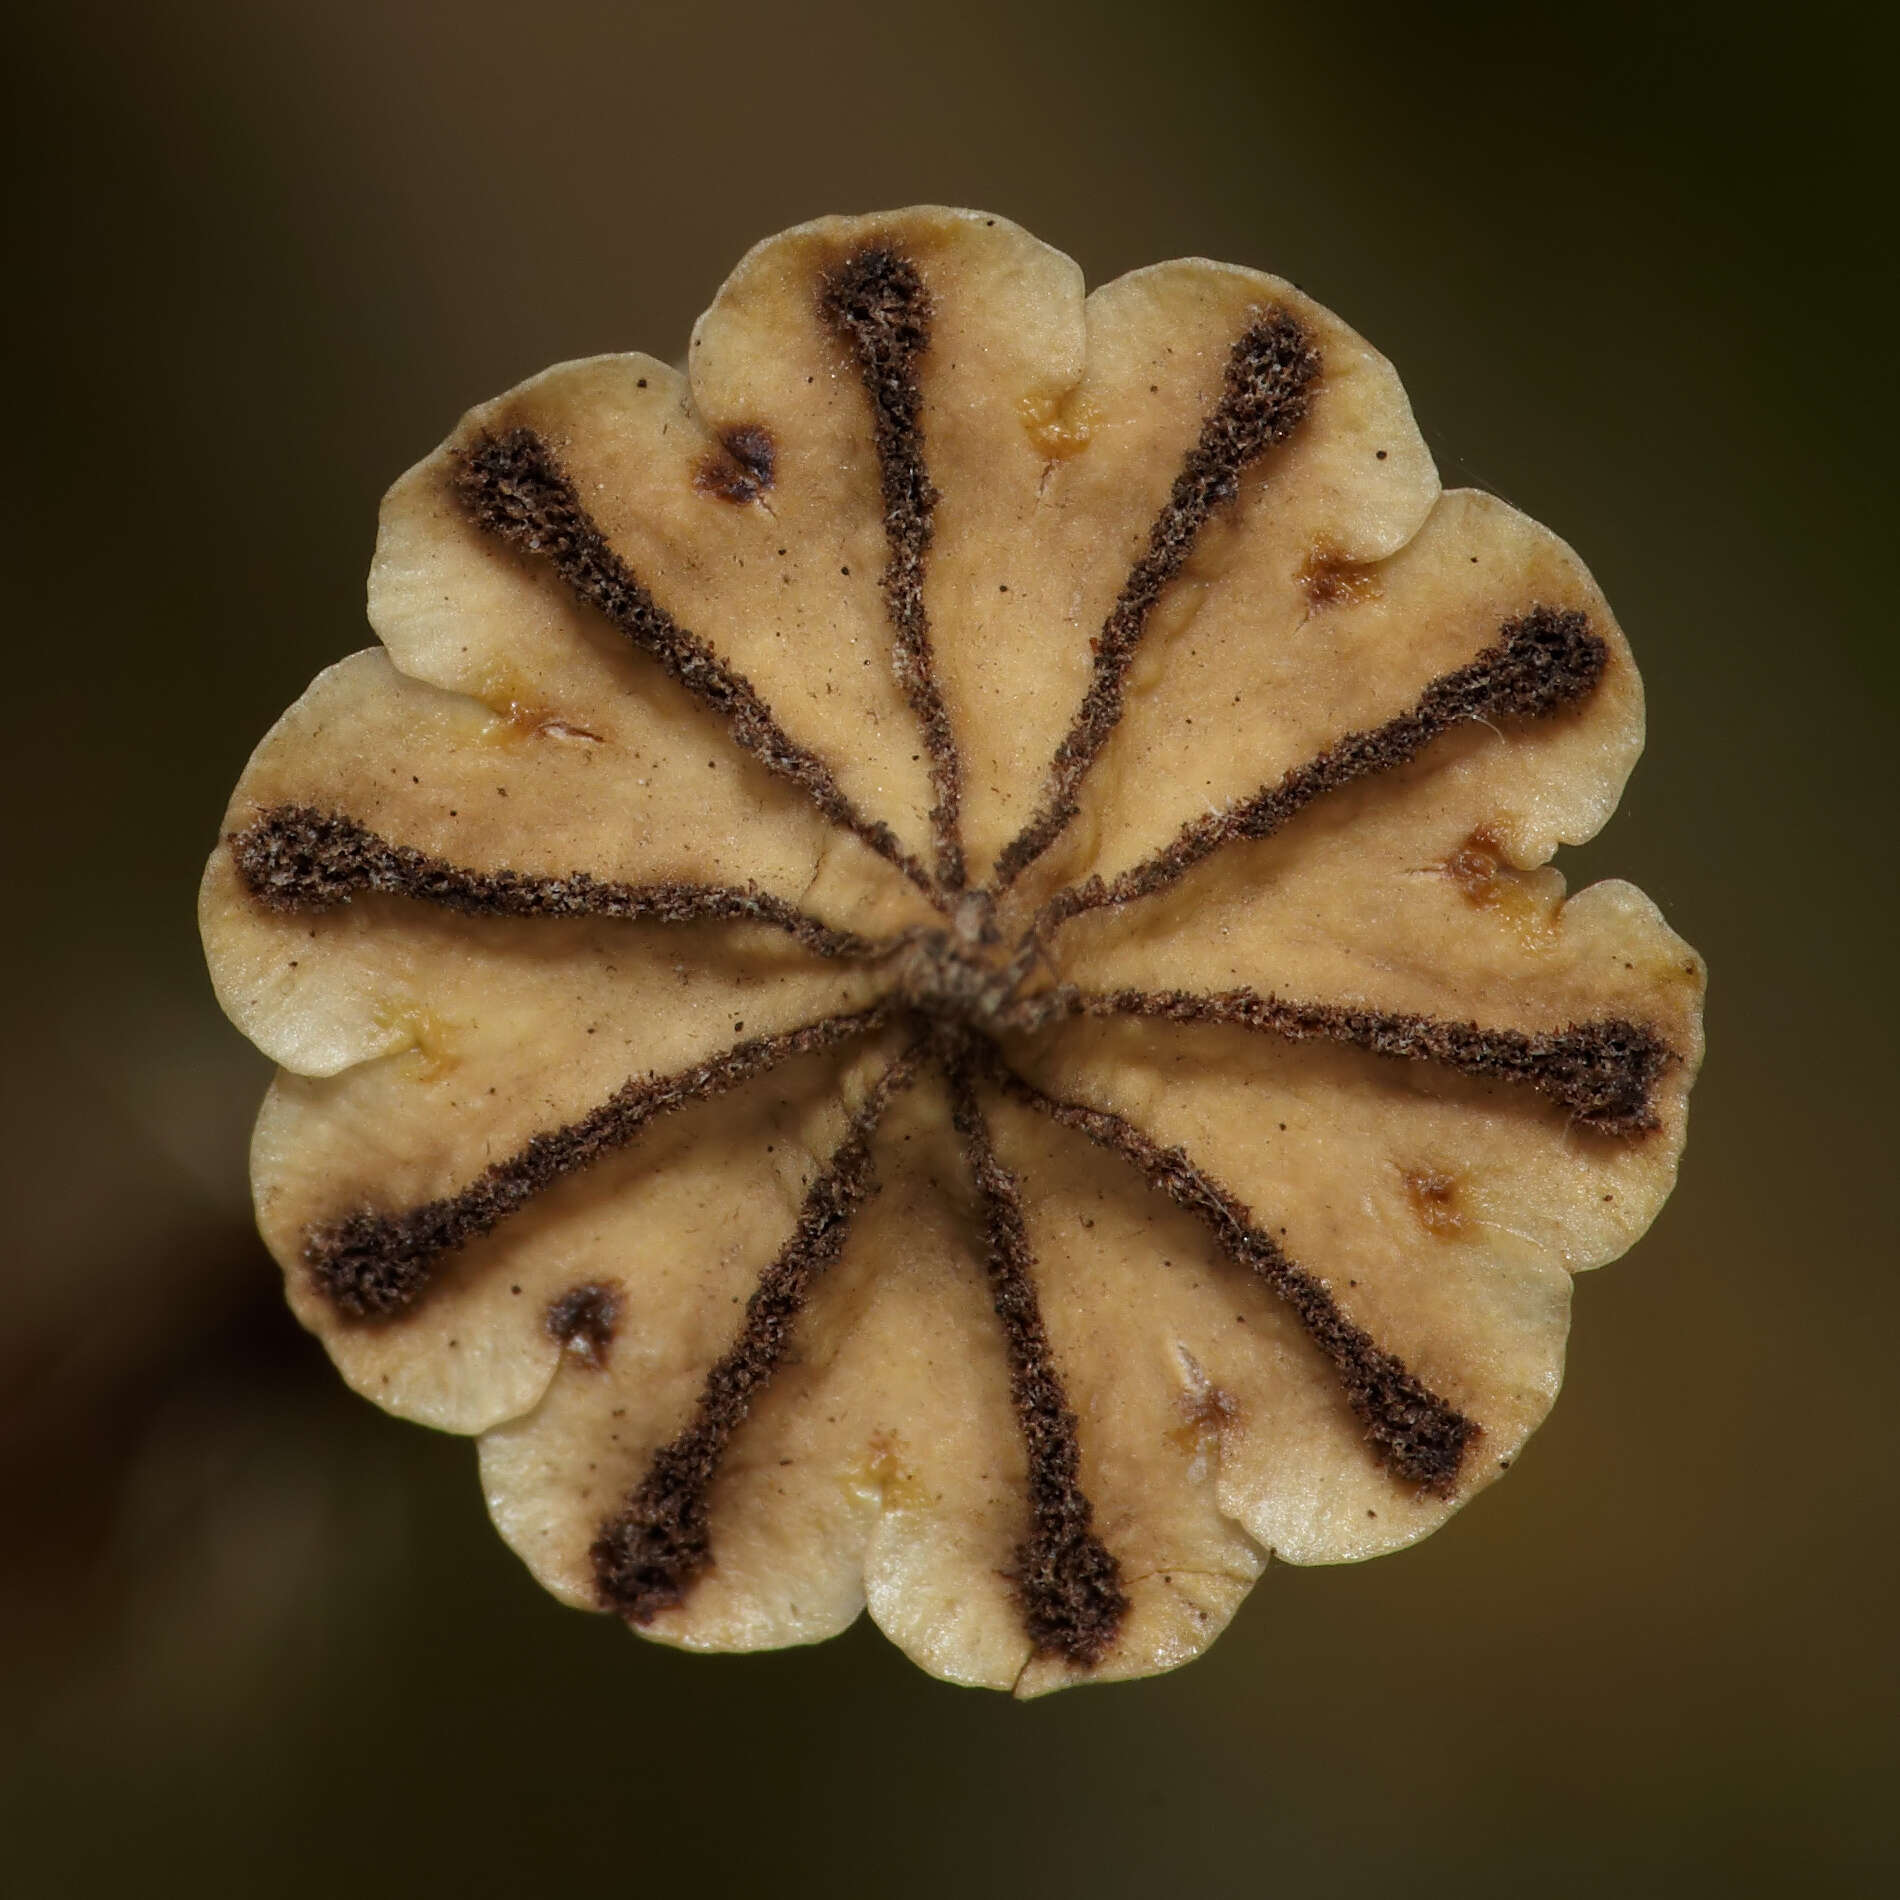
<box><xmin>1039</xmin><ymin>605</ymin><xmax>1607</xmax><ymax>934</ymax></box>
<box><xmin>591</xmin><ymin>1046</ymin><xmax>923</xmax><ymax>1624</ymax></box>
<box><xmin>983</xmin><ymin>1054</ymin><xmax>1479</xmax><ymax>1494</ymax></box>
<box><xmin>990</xmin><ymin>310</ymin><xmax>1321</xmax><ymax>895</ymax></box>
<box><xmin>233</xmin><ymin>806</ymin><xmax>881</xmax><ymax>963</ymax></box>
<box><xmin>1014</xmin><ymin>986</ymin><xmax>1672</xmax><ymax>1137</ymax></box>
<box><xmin>819</xmin><ymin>245</ymin><xmax>965</xmax><ymax>892</ymax></box>
<box><xmin>305</xmin><ymin>1004</ymin><xmax>895</xmax><ymax>1321</ymax></box>
<box><xmin>940</xmin><ymin>1042</ymin><xmax>1128</xmax><ymax>1666</ymax></box>
<box><xmin>456</xmin><ymin>427</ymin><xmax>939</xmax><ymax>903</ymax></box>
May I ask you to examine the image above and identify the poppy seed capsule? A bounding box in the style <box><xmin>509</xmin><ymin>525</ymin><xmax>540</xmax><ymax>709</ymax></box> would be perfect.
<box><xmin>200</xmin><ymin>207</ymin><xmax>1704</xmax><ymax>1696</ymax></box>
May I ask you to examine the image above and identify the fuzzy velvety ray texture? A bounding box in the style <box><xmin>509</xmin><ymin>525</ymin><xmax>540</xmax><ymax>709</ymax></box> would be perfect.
<box><xmin>201</xmin><ymin>206</ymin><xmax>1704</xmax><ymax>1696</ymax></box>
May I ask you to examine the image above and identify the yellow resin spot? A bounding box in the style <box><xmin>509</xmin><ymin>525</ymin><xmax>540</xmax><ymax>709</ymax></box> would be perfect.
<box><xmin>1019</xmin><ymin>388</ymin><xmax>1102</xmax><ymax>461</ymax></box>
<box><xmin>849</xmin><ymin>1431</ymin><xmax>927</xmax><ymax>1510</ymax></box>
<box><xmin>474</xmin><ymin>666</ymin><xmax>603</xmax><ymax>746</ymax></box>
<box><xmin>372</xmin><ymin>1000</ymin><xmax>460</xmax><ymax>1081</ymax></box>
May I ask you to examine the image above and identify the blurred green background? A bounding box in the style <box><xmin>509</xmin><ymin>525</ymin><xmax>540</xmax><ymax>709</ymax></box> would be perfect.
<box><xmin>4</xmin><ymin>2</ymin><xmax>1893</xmax><ymax>1892</ymax></box>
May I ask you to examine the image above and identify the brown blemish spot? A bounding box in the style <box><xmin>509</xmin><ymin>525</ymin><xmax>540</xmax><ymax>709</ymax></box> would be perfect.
<box><xmin>1441</xmin><ymin>824</ymin><xmax>1508</xmax><ymax>901</ymax></box>
<box><xmin>1018</xmin><ymin>388</ymin><xmax>1101</xmax><ymax>461</ymax></box>
<box><xmin>1297</xmin><ymin>544</ymin><xmax>1384</xmax><ymax>610</ymax></box>
<box><xmin>1403</xmin><ymin>1168</ymin><xmax>1468</xmax><ymax>1238</ymax></box>
<box><xmin>546</xmin><ymin>1281</ymin><xmax>622</xmax><ymax>1368</ymax></box>
<box><xmin>1169</xmin><ymin>1364</ymin><xmax>1239</xmax><ymax>1482</ymax></box>
<box><xmin>1437</xmin><ymin>825</ymin><xmax>1560</xmax><ymax>948</ymax></box>
<box><xmin>694</xmin><ymin>424</ymin><xmax>776</xmax><ymax>503</ymax></box>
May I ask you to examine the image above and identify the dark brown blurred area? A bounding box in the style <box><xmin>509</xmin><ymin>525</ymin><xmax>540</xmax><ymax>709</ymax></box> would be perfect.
<box><xmin>4</xmin><ymin>2</ymin><xmax>1893</xmax><ymax>1892</ymax></box>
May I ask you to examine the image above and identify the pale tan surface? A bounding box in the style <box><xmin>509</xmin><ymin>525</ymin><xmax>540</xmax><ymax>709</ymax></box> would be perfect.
<box><xmin>199</xmin><ymin>648</ymin><xmax>910</xmax><ymax>1076</ymax></box>
<box><xmin>482</xmin><ymin>1077</ymin><xmax>1051</xmax><ymax>1684</ymax></box>
<box><xmin>368</xmin><ymin>388</ymin><xmax>933</xmax><ymax>927</ymax></box>
<box><xmin>1001</xmin><ymin>255</ymin><xmax>1439</xmax><ymax>895</ymax></box>
<box><xmin>478</xmin><ymin>1040</ymin><xmax>901</xmax><ymax>1621</ymax></box>
<box><xmin>200</xmin><ymin>205</ymin><xmax>1705</xmax><ymax>1694</ymax></box>
<box><xmin>1012</xmin><ymin>486</ymin><xmax>1638</xmax><ymax>917</ymax></box>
